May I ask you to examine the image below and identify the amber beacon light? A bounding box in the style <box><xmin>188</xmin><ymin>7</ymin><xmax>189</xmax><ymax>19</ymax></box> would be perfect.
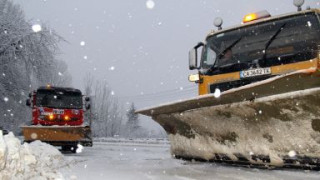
<box><xmin>243</xmin><ymin>10</ymin><xmax>271</xmax><ymax>23</ymax></box>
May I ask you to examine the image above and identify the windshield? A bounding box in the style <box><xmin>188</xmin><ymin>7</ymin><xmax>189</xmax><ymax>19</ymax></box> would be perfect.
<box><xmin>201</xmin><ymin>13</ymin><xmax>320</xmax><ymax>74</ymax></box>
<box><xmin>36</xmin><ymin>90</ymin><xmax>82</xmax><ymax>109</ymax></box>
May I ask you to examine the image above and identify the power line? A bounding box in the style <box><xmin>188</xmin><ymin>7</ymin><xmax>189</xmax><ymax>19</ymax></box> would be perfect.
<box><xmin>126</xmin><ymin>91</ymin><xmax>197</xmax><ymax>102</ymax></box>
<box><xmin>119</xmin><ymin>85</ymin><xmax>197</xmax><ymax>101</ymax></box>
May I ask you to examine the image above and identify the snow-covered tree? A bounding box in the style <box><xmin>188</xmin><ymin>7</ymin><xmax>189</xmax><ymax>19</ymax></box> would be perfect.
<box><xmin>0</xmin><ymin>0</ymin><xmax>70</xmax><ymax>133</ymax></box>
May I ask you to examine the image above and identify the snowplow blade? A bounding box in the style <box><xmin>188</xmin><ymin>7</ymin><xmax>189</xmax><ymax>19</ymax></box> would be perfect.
<box><xmin>137</xmin><ymin>68</ymin><xmax>320</xmax><ymax>168</ymax></box>
<box><xmin>22</xmin><ymin>126</ymin><xmax>93</xmax><ymax>147</ymax></box>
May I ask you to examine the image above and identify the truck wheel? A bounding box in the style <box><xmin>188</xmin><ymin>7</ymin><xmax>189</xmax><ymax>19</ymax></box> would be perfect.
<box><xmin>71</xmin><ymin>146</ymin><xmax>77</xmax><ymax>153</ymax></box>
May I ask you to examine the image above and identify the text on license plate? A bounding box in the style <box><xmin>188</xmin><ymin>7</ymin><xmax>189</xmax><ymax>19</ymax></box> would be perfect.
<box><xmin>53</xmin><ymin>109</ymin><xmax>64</xmax><ymax>114</ymax></box>
<box><xmin>240</xmin><ymin>68</ymin><xmax>271</xmax><ymax>78</ymax></box>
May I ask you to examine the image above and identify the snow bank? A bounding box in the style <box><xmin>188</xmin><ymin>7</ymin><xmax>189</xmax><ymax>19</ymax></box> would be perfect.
<box><xmin>0</xmin><ymin>131</ymin><xmax>66</xmax><ymax>180</ymax></box>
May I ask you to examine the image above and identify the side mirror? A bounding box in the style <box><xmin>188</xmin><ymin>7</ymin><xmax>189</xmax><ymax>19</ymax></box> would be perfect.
<box><xmin>189</xmin><ymin>42</ymin><xmax>204</xmax><ymax>70</ymax></box>
<box><xmin>85</xmin><ymin>103</ymin><xmax>91</xmax><ymax>110</ymax></box>
<box><xmin>26</xmin><ymin>99</ymin><xmax>31</xmax><ymax>107</ymax></box>
<box><xmin>85</xmin><ymin>97</ymin><xmax>90</xmax><ymax>102</ymax></box>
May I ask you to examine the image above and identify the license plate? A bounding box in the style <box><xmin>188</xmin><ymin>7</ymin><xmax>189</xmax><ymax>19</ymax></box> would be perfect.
<box><xmin>53</xmin><ymin>109</ymin><xmax>64</xmax><ymax>114</ymax></box>
<box><xmin>240</xmin><ymin>68</ymin><xmax>271</xmax><ymax>78</ymax></box>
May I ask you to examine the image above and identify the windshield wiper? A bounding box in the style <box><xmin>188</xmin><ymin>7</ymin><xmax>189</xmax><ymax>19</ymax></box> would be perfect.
<box><xmin>217</xmin><ymin>37</ymin><xmax>242</xmax><ymax>59</ymax></box>
<box><xmin>208</xmin><ymin>37</ymin><xmax>243</xmax><ymax>72</ymax></box>
<box><xmin>261</xmin><ymin>23</ymin><xmax>286</xmax><ymax>66</ymax></box>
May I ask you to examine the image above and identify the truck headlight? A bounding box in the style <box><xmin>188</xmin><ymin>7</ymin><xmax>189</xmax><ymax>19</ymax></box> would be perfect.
<box><xmin>188</xmin><ymin>74</ymin><xmax>200</xmax><ymax>82</ymax></box>
<box><xmin>48</xmin><ymin>114</ymin><xmax>54</xmax><ymax>120</ymax></box>
<box><xmin>64</xmin><ymin>115</ymin><xmax>70</xmax><ymax>121</ymax></box>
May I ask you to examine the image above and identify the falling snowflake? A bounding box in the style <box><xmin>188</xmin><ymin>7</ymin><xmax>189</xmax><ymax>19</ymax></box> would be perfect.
<box><xmin>3</xmin><ymin>97</ymin><xmax>9</xmax><ymax>102</ymax></box>
<box><xmin>213</xmin><ymin>88</ymin><xmax>221</xmax><ymax>98</ymax></box>
<box><xmin>32</xmin><ymin>24</ymin><xmax>42</xmax><ymax>32</ymax></box>
<box><xmin>179</xmin><ymin>87</ymin><xmax>183</xmax><ymax>90</ymax></box>
<box><xmin>83</xmin><ymin>56</ymin><xmax>88</xmax><ymax>60</ymax></box>
<box><xmin>158</xmin><ymin>22</ymin><xmax>162</xmax><ymax>26</ymax></box>
<box><xmin>288</xmin><ymin>150</ymin><xmax>296</xmax><ymax>157</ymax></box>
<box><xmin>109</xmin><ymin>66</ymin><xmax>115</xmax><ymax>71</ymax></box>
<box><xmin>58</xmin><ymin>72</ymin><xmax>63</xmax><ymax>76</ymax></box>
<box><xmin>76</xmin><ymin>144</ymin><xmax>84</xmax><ymax>153</ymax></box>
<box><xmin>128</xmin><ymin>13</ymin><xmax>133</xmax><ymax>19</ymax></box>
<box><xmin>111</xmin><ymin>91</ymin><xmax>115</xmax><ymax>95</ymax></box>
<box><xmin>80</xmin><ymin>41</ymin><xmax>85</xmax><ymax>46</ymax></box>
<box><xmin>31</xmin><ymin>133</ymin><xmax>38</xmax><ymax>139</ymax></box>
<box><xmin>146</xmin><ymin>0</ymin><xmax>155</xmax><ymax>9</ymax></box>
<box><xmin>307</xmin><ymin>21</ymin><xmax>312</xmax><ymax>27</ymax></box>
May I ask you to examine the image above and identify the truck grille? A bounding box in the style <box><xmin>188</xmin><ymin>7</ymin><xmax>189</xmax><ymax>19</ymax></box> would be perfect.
<box><xmin>209</xmin><ymin>75</ymin><xmax>272</xmax><ymax>93</ymax></box>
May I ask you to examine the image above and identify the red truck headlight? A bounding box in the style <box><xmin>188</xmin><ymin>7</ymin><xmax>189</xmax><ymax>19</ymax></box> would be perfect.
<box><xmin>64</xmin><ymin>115</ymin><xmax>70</xmax><ymax>121</ymax></box>
<box><xmin>48</xmin><ymin>114</ymin><xmax>55</xmax><ymax>120</ymax></box>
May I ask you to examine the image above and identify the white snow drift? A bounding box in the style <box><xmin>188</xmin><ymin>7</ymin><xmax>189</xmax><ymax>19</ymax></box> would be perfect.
<box><xmin>0</xmin><ymin>131</ymin><xmax>66</xmax><ymax>180</ymax></box>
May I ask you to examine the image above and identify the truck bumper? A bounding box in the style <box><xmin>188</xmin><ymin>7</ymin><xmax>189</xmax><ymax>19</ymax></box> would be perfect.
<box><xmin>22</xmin><ymin>125</ymin><xmax>93</xmax><ymax>147</ymax></box>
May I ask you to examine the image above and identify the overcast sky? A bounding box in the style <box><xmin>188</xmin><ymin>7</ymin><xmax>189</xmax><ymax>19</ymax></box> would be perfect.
<box><xmin>12</xmin><ymin>0</ymin><xmax>320</xmax><ymax>129</ymax></box>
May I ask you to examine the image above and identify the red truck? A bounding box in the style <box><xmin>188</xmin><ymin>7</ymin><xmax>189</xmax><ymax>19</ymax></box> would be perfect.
<box><xmin>23</xmin><ymin>85</ymin><xmax>92</xmax><ymax>153</ymax></box>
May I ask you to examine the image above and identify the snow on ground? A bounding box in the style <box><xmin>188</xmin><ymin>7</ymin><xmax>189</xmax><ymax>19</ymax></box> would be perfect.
<box><xmin>62</xmin><ymin>140</ymin><xmax>320</xmax><ymax>180</ymax></box>
<box><xmin>0</xmin><ymin>131</ymin><xmax>66</xmax><ymax>180</ymax></box>
<box><xmin>94</xmin><ymin>137</ymin><xmax>169</xmax><ymax>145</ymax></box>
<box><xmin>1</xmin><ymin>135</ymin><xmax>319</xmax><ymax>180</ymax></box>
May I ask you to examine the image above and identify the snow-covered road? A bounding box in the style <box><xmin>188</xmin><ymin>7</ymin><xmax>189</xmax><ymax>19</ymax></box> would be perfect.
<box><xmin>62</xmin><ymin>141</ymin><xmax>320</xmax><ymax>180</ymax></box>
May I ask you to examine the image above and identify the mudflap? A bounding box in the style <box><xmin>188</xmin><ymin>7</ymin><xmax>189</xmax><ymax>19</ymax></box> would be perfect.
<box><xmin>22</xmin><ymin>126</ymin><xmax>93</xmax><ymax>147</ymax></box>
<box><xmin>137</xmin><ymin>69</ymin><xmax>320</xmax><ymax>168</ymax></box>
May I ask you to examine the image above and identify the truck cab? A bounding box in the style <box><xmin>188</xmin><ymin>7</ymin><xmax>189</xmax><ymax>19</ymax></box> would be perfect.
<box><xmin>189</xmin><ymin>8</ymin><xmax>320</xmax><ymax>95</ymax></box>
<box><xmin>27</xmin><ymin>86</ymin><xmax>87</xmax><ymax>126</ymax></box>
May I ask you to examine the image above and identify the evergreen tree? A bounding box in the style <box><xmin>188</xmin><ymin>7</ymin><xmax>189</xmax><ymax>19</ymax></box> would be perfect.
<box><xmin>126</xmin><ymin>103</ymin><xmax>140</xmax><ymax>136</ymax></box>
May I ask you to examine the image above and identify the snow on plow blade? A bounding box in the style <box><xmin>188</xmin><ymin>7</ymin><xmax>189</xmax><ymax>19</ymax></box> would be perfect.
<box><xmin>22</xmin><ymin>126</ymin><xmax>93</xmax><ymax>147</ymax></box>
<box><xmin>137</xmin><ymin>68</ymin><xmax>320</xmax><ymax>168</ymax></box>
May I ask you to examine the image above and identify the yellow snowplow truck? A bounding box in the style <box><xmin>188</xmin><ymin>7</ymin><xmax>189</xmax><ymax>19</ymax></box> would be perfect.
<box><xmin>137</xmin><ymin>1</ymin><xmax>320</xmax><ymax>169</ymax></box>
